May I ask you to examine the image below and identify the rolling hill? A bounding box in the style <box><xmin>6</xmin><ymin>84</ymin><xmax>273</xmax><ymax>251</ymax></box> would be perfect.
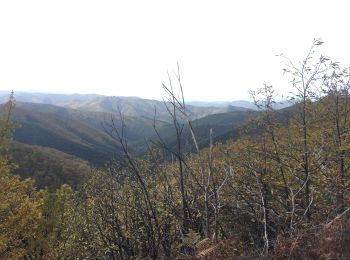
<box><xmin>10</xmin><ymin>102</ymin><xmax>123</xmax><ymax>165</ymax></box>
<box><xmin>0</xmin><ymin>92</ymin><xmax>250</xmax><ymax>121</ymax></box>
<box><xmin>7</xmin><ymin>101</ymin><xmax>175</xmax><ymax>163</ymax></box>
<box><xmin>149</xmin><ymin>110</ymin><xmax>258</xmax><ymax>153</ymax></box>
<box><xmin>0</xmin><ymin>91</ymin><xmax>296</xmax><ymax>193</ymax></box>
<box><xmin>5</xmin><ymin>101</ymin><xmax>256</xmax><ymax>164</ymax></box>
<box><xmin>8</xmin><ymin>141</ymin><xmax>91</xmax><ymax>191</ymax></box>
<box><xmin>0</xmin><ymin>92</ymin><xmax>271</xmax><ymax>167</ymax></box>
<box><xmin>188</xmin><ymin>99</ymin><xmax>293</xmax><ymax>110</ymax></box>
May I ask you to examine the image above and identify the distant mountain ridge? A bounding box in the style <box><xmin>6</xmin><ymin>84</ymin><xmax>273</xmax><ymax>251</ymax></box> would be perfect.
<box><xmin>0</xmin><ymin>91</ymin><xmax>293</xmax><ymax>112</ymax></box>
<box><xmin>0</xmin><ymin>91</ymin><xmax>268</xmax><ymax>166</ymax></box>
<box><xmin>0</xmin><ymin>91</ymin><xmax>296</xmax><ymax>191</ymax></box>
<box><xmin>0</xmin><ymin>92</ymin><xmax>251</xmax><ymax>121</ymax></box>
<box><xmin>187</xmin><ymin>99</ymin><xmax>293</xmax><ymax>110</ymax></box>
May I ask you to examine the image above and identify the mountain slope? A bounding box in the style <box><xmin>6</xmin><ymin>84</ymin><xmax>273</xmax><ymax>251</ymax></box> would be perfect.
<box><xmin>147</xmin><ymin>110</ymin><xmax>257</xmax><ymax>153</ymax></box>
<box><xmin>0</xmin><ymin>92</ymin><xmax>273</xmax><ymax>165</ymax></box>
<box><xmin>8</xmin><ymin>142</ymin><xmax>91</xmax><ymax>191</ymax></box>
<box><xmin>8</xmin><ymin>102</ymin><xmax>174</xmax><ymax>164</ymax></box>
<box><xmin>188</xmin><ymin>100</ymin><xmax>293</xmax><ymax>110</ymax></box>
<box><xmin>10</xmin><ymin>102</ymin><xmax>122</xmax><ymax>165</ymax></box>
<box><xmin>0</xmin><ymin>92</ymin><xmax>250</xmax><ymax>121</ymax></box>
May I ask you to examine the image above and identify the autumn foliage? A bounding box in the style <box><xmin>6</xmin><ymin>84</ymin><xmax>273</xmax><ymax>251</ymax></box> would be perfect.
<box><xmin>1</xmin><ymin>40</ymin><xmax>350</xmax><ymax>259</ymax></box>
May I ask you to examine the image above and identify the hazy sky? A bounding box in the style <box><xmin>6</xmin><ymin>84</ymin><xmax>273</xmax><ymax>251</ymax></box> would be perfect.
<box><xmin>0</xmin><ymin>0</ymin><xmax>349</xmax><ymax>101</ymax></box>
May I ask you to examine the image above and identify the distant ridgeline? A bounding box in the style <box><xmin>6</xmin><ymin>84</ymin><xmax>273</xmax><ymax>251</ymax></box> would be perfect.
<box><xmin>0</xmin><ymin>92</ymin><xmax>293</xmax><ymax>190</ymax></box>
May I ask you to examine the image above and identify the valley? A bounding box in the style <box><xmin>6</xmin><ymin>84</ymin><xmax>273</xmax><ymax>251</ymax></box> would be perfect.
<box><xmin>1</xmin><ymin>92</ymin><xmax>263</xmax><ymax>165</ymax></box>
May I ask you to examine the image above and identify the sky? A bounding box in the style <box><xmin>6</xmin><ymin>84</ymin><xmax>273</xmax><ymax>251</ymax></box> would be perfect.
<box><xmin>0</xmin><ymin>0</ymin><xmax>350</xmax><ymax>101</ymax></box>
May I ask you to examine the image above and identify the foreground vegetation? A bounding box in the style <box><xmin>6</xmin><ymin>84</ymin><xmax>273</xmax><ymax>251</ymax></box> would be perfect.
<box><xmin>1</xmin><ymin>40</ymin><xmax>350</xmax><ymax>259</ymax></box>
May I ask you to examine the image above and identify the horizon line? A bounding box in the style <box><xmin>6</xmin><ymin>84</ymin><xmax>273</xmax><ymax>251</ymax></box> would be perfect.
<box><xmin>0</xmin><ymin>89</ymin><xmax>258</xmax><ymax>103</ymax></box>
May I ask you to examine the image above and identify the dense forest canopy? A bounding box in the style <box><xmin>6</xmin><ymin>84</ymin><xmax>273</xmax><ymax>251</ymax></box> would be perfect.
<box><xmin>1</xmin><ymin>40</ymin><xmax>350</xmax><ymax>259</ymax></box>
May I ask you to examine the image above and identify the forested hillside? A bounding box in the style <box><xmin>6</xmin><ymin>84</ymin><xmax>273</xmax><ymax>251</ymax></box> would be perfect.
<box><xmin>2</xmin><ymin>100</ymin><xmax>255</xmax><ymax>165</ymax></box>
<box><xmin>1</xmin><ymin>40</ymin><xmax>350</xmax><ymax>259</ymax></box>
<box><xmin>0</xmin><ymin>92</ymin><xmax>249</xmax><ymax>121</ymax></box>
<box><xmin>8</xmin><ymin>142</ymin><xmax>90</xmax><ymax>190</ymax></box>
<box><xmin>10</xmin><ymin>102</ymin><xmax>122</xmax><ymax>165</ymax></box>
